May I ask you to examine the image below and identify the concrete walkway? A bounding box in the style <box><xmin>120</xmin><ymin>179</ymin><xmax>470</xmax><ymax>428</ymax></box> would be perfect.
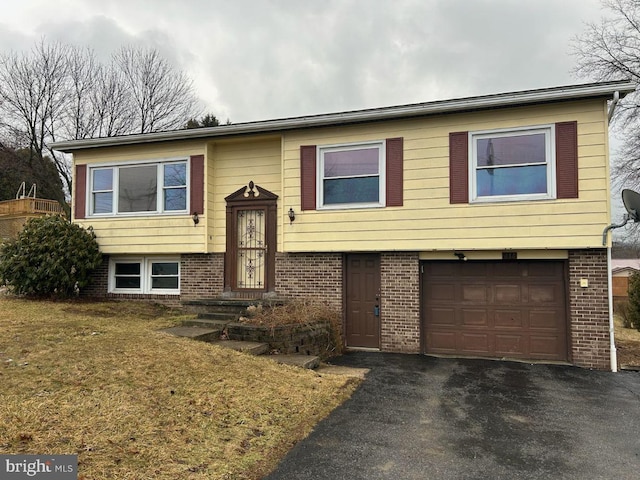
<box><xmin>264</xmin><ymin>352</ymin><xmax>640</xmax><ymax>480</ymax></box>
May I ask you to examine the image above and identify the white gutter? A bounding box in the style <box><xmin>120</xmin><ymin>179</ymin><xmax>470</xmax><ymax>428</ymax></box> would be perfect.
<box><xmin>51</xmin><ymin>80</ymin><xmax>636</xmax><ymax>152</ymax></box>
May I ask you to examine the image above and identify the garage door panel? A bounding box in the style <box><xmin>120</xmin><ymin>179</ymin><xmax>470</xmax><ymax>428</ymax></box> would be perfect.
<box><xmin>428</xmin><ymin>331</ymin><xmax>457</xmax><ymax>352</ymax></box>
<box><xmin>530</xmin><ymin>335</ymin><xmax>563</xmax><ymax>357</ymax></box>
<box><xmin>528</xmin><ymin>262</ymin><xmax>562</xmax><ymax>277</ymax></box>
<box><xmin>495</xmin><ymin>334</ymin><xmax>525</xmax><ymax>356</ymax></box>
<box><xmin>493</xmin><ymin>262</ymin><xmax>522</xmax><ymax>277</ymax></box>
<box><xmin>494</xmin><ymin>310</ymin><xmax>523</xmax><ymax>327</ymax></box>
<box><xmin>460</xmin><ymin>262</ymin><xmax>489</xmax><ymax>277</ymax></box>
<box><xmin>460</xmin><ymin>333</ymin><xmax>490</xmax><ymax>354</ymax></box>
<box><xmin>529</xmin><ymin>284</ymin><xmax>561</xmax><ymax>304</ymax></box>
<box><xmin>461</xmin><ymin>309</ymin><xmax>488</xmax><ymax>326</ymax></box>
<box><xmin>427</xmin><ymin>283</ymin><xmax>456</xmax><ymax>302</ymax></box>
<box><xmin>530</xmin><ymin>310</ymin><xmax>562</xmax><ymax>329</ymax></box>
<box><xmin>495</xmin><ymin>284</ymin><xmax>522</xmax><ymax>303</ymax></box>
<box><xmin>428</xmin><ymin>308</ymin><xmax>456</xmax><ymax>326</ymax></box>
<box><xmin>462</xmin><ymin>284</ymin><xmax>487</xmax><ymax>302</ymax></box>
<box><xmin>423</xmin><ymin>260</ymin><xmax>568</xmax><ymax>362</ymax></box>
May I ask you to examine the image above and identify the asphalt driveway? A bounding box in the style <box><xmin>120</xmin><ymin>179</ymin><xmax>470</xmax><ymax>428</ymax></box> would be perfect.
<box><xmin>264</xmin><ymin>353</ymin><xmax>640</xmax><ymax>480</ymax></box>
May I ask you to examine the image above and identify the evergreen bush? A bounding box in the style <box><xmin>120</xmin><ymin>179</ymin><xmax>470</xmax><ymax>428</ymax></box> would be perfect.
<box><xmin>0</xmin><ymin>215</ymin><xmax>102</xmax><ymax>297</ymax></box>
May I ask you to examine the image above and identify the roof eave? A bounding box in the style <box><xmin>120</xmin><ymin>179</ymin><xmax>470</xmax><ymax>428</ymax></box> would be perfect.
<box><xmin>51</xmin><ymin>80</ymin><xmax>636</xmax><ymax>152</ymax></box>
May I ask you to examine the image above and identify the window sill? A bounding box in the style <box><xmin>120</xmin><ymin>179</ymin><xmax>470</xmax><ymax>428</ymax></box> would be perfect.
<box><xmin>470</xmin><ymin>194</ymin><xmax>556</xmax><ymax>204</ymax></box>
<box><xmin>88</xmin><ymin>211</ymin><xmax>190</xmax><ymax>219</ymax></box>
<box><xmin>109</xmin><ymin>289</ymin><xmax>180</xmax><ymax>295</ymax></box>
<box><xmin>317</xmin><ymin>203</ymin><xmax>385</xmax><ymax>211</ymax></box>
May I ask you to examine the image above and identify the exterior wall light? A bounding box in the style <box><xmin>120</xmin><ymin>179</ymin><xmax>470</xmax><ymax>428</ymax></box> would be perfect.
<box><xmin>288</xmin><ymin>208</ymin><xmax>295</xmax><ymax>225</ymax></box>
<box><xmin>454</xmin><ymin>252</ymin><xmax>467</xmax><ymax>261</ymax></box>
<box><xmin>192</xmin><ymin>212</ymin><xmax>200</xmax><ymax>226</ymax></box>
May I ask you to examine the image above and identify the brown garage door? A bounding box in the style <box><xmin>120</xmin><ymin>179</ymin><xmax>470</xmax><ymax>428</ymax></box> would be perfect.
<box><xmin>422</xmin><ymin>260</ymin><xmax>568</xmax><ymax>362</ymax></box>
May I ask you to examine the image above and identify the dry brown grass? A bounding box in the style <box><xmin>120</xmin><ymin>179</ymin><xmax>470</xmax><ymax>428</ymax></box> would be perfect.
<box><xmin>614</xmin><ymin>314</ymin><xmax>640</xmax><ymax>367</ymax></box>
<box><xmin>0</xmin><ymin>298</ymin><xmax>359</xmax><ymax>479</ymax></box>
<box><xmin>240</xmin><ymin>299</ymin><xmax>344</xmax><ymax>356</ymax></box>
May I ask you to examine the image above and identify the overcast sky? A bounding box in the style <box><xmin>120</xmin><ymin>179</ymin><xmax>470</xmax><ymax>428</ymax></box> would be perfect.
<box><xmin>0</xmin><ymin>0</ymin><xmax>608</xmax><ymax>123</ymax></box>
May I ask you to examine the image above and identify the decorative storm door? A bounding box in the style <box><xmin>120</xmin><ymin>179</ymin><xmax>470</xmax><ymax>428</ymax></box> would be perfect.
<box><xmin>236</xmin><ymin>209</ymin><xmax>267</xmax><ymax>289</ymax></box>
<box><xmin>224</xmin><ymin>181</ymin><xmax>277</xmax><ymax>295</ymax></box>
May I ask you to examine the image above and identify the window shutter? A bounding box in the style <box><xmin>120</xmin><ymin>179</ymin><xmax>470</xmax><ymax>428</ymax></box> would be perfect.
<box><xmin>449</xmin><ymin>132</ymin><xmax>469</xmax><ymax>204</ymax></box>
<box><xmin>555</xmin><ymin>121</ymin><xmax>578</xmax><ymax>199</ymax></box>
<box><xmin>300</xmin><ymin>145</ymin><xmax>317</xmax><ymax>211</ymax></box>
<box><xmin>74</xmin><ymin>164</ymin><xmax>87</xmax><ymax>220</ymax></box>
<box><xmin>190</xmin><ymin>154</ymin><xmax>205</xmax><ymax>214</ymax></box>
<box><xmin>386</xmin><ymin>137</ymin><xmax>403</xmax><ymax>207</ymax></box>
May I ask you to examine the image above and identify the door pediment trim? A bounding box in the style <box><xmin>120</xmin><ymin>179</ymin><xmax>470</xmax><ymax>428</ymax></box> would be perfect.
<box><xmin>225</xmin><ymin>181</ymin><xmax>278</xmax><ymax>204</ymax></box>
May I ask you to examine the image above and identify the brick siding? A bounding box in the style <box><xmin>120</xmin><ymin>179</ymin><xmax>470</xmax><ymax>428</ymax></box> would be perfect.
<box><xmin>181</xmin><ymin>253</ymin><xmax>224</xmax><ymax>300</ymax></box>
<box><xmin>275</xmin><ymin>252</ymin><xmax>343</xmax><ymax>311</ymax></box>
<box><xmin>381</xmin><ymin>252</ymin><xmax>421</xmax><ymax>353</ymax></box>
<box><xmin>80</xmin><ymin>256</ymin><xmax>108</xmax><ymax>297</ymax></box>
<box><xmin>568</xmin><ymin>249</ymin><xmax>611</xmax><ymax>370</ymax></box>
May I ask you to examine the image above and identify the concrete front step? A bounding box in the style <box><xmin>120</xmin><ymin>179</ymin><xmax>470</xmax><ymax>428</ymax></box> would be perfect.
<box><xmin>182</xmin><ymin>298</ymin><xmax>261</xmax><ymax>315</ymax></box>
<box><xmin>162</xmin><ymin>326</ymin><xmax>221</xmax><ymax>342</ymax></box>
<box><xmin>267</xmin><ymin>354</ymin><xmax>320</xmax><ymax>370</ymax></box>
<box><xmin>182</xmin><ymin>317</ymin><xmax>231</xmax><ymax>329</ymax></box>
<box><xmin>197</xmin><ymin>312</ymin><xmax>240</xmax><ymax>322</ymax></box>
<box><xmin>210</xmin><ymin>340</ymin><xmax>269</xmax><ymax>356</ymax></box>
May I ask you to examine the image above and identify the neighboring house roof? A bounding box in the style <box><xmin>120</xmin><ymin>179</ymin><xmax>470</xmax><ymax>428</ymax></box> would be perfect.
<box><xmin>612</xmin><ymin>259</ymin><xmax>640</xmax><ymax>275</ymax></box>
<box><xmin>51</xmin><ymin>80</ymin><xmax>636</xmax><ymax>152</ymax></box>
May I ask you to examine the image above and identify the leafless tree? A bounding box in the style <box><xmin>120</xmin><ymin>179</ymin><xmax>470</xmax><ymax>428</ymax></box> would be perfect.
<box><xmin>0</xmin><ymin>40</ymin><xmax>71</xmax><ymax>192</ymax></box>
<box><xmin>0</xmin><ymin>40</ymin><xmax>203</xmax><ymax>198</ymax></box>
<box><xmin>113</xmin><ymin>46</ymin><xmax>201</xmax><ymax>133</ymax></box>
<box><xmin>573</xmin><ymin>0</ymin><xmax>640</xmax><ymax>191</ymax></box>
<box><xmin>91</xmin><ymin>64</ymin><xmax>133</xmax><ymax>138</ymax></box>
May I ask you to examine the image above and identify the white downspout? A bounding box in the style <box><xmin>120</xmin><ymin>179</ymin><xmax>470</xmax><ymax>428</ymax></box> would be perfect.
<box><xmin>608</xmin><ymin>243</ymin><xmax>618</xmax><ymax>371</ymax></box>
<box><xmin>607</xmin><ymin>90</ymin><xmax>621</xmax><ymax>372</ymax></box>
<box><xmin>608</xmin><ymin>90</ymin><xmax>620</xmax><ymax>122</ymax></box>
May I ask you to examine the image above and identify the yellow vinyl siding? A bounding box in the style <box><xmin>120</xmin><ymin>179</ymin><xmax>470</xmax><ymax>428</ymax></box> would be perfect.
<box><xmin>75</xmin><ymin>217</ymin><xmax>201</xmax><ymax>254</ymax></box>
<box><xmin>207</xmin><ymin>136</ymin><xmax>282</xmax><ymax>252</ymax></box>
<box><xmin>72</xmin><ymin>140</ymin><xmax>207</xmax><ymax>254</ymax></box>
<box><xmin>281</xmin><ymin>98</ymin><xmax>611</xmax><ymax>252</ymax></box>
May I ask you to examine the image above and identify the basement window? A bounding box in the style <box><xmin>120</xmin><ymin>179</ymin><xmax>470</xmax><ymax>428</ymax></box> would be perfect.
<box><xmin>109</xmin><ymin>257</ymin><xmax>180</xmax><ymax>295</ymax></box>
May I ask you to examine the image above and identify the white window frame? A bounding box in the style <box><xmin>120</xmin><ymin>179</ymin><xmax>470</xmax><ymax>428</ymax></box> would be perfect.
<box><xmin>109</xmin><ymin>257</ymin><xmax>180</xmax><ymax>295</ymax></box>
<box><xmin>317</xmin><ymin>140</ymin><xmax>386</xmax><ymax>210</ymax></box>
<box><xmin>469</xmin><ymin>125</ymin><xmax>556</xmax><ymax>203</ymax></box>
<box><xmin>88</xmin><ymin>158</ymin><xmax>189</xmax><ymax>217</ymax></box>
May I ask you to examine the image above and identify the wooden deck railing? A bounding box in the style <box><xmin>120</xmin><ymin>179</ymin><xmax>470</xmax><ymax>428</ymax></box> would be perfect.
<box><xmin>0</xmin><ymin>198</ymin><xmax>64</xmax><ymax>216</ymax></box>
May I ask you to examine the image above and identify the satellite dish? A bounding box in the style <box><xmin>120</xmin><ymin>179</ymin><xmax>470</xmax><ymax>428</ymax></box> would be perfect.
<box><xmin>622</xmin><ymin>189</ymin><xmax>640</xmax><ymax>222</ymax></box>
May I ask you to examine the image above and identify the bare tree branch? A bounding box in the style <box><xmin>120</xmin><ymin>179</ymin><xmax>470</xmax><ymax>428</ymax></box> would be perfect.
<box><xmin>0</xmin><ymin>39</ymin><xmax>205</xmax><ymax>201</ymax></box>
<box><xmin>572</xmin><ymin>0</ymin><xmax>640</xmax><ymax>190</ymax></box>
<box><xmin>113</xmin><ymin>46</ymin><xmax>201</xmax><ymax>134</ymax></box>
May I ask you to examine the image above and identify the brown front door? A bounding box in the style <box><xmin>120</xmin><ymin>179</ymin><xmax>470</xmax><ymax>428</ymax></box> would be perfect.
<box><xmin>422</xmin><ymin>260</ymin><xmax>568</xmax><ymax>362</ymax></box>
<box><xmin>346</xmin><ymin>254</ymin><xmax>381</xmax><ymax>348</ymax></box>
<box><xmin>234</xmin><ymin>208</ymin><xmax>267</xmax><ymax>290</ymax></box>
<box><xmin>224</xmin><ymin>182</ymin><xmax>277</xmax><ymax>294</ymax></box>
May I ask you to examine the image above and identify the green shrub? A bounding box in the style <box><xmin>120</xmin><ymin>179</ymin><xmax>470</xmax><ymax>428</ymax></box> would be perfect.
<box><xmin>0</xmin><ymin>215</ymin><xmax>102</xmax><ymax>297</ymax></box>
<box><xmin>627</xmin><ymin>272</ymin><xmax>640</xmax><ymax>331</ymax></box>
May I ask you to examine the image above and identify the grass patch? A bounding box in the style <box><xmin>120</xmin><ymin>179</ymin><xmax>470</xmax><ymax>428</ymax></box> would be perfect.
<box><xmin>614</xmin><ymin>314</ymin><xmax>640</xmax><ymax>367</ymax></box>
<box><xmin>0</xmin><ymin>298</ymin><xmax>359</xmax><ymax>479</ymax></box>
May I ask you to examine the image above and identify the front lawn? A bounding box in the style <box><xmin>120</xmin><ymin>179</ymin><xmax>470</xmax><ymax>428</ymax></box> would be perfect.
<box><xmin>615</xmin><ymin>314</ymin><xmax>640</xmax><ymax>368</ymax></box>
<box><xmin>0</xmin><ymin>298</ymin><xmax>359</xmax><ymax>479</ymax></box>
